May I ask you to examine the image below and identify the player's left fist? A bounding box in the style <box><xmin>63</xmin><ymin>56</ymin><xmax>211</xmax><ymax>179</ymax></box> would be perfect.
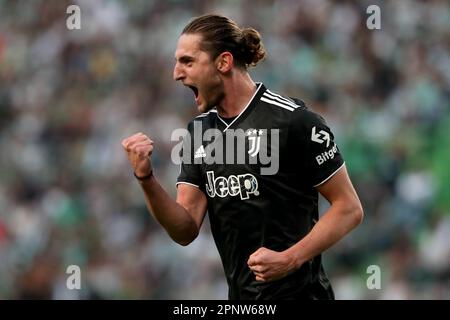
<box><xmin>247</xmin><ymin>247</ymin><xmax>297</xmax><ymax>282</ymax></box>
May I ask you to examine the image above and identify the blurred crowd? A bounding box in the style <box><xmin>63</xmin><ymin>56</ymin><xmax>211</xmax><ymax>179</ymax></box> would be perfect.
<box><xmin>0</xmin><ymin>0</ymin><xmax>449</xmax><ymax>299</ymax></box>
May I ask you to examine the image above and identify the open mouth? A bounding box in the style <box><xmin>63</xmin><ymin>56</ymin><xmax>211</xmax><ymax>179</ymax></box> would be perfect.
<box><xmin>187</xmin><ymin>85</ymin><xmax>199</xmax><ymax>99</ymax></box>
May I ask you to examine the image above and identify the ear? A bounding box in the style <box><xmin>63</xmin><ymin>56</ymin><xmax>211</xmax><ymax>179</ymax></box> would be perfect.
<box><xmin>216</xmin><ymin>52</ymin><xmax>233</xmax><ymax>73</ymax></box>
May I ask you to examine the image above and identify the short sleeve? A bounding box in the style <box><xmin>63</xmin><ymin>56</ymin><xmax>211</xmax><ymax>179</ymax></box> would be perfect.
<box><xmin>290</xmin><ymin>107</ymin><xmax>345</xmax><ymax>187</ymax></box>
<box><xmin>176</xmin><ymin>121</ymin><xmax>203</xmax><ymax>189</ymax></box>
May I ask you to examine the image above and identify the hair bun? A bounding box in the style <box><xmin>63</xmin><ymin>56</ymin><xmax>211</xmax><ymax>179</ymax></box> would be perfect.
<box><xmin>240</xmin><ymin>28</ymin><xmax>266</xmax><ymax>67</ymax></box>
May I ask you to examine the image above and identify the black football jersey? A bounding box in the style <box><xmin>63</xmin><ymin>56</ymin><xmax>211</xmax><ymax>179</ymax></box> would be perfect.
<box><xmin>177</xmin><ymin>83</ymin><xmax>344</xmax><ymax>300</ymax></box>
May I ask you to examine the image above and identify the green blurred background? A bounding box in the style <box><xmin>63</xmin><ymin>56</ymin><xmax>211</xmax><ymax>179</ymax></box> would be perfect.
<box><xmin>0</xmin><ymin>0</ymin><xmax>449</xmax><ymax>299</ymax></box>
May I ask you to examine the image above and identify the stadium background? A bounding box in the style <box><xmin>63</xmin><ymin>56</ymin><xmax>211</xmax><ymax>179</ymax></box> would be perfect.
<box><xmin>0</xmin><ymin>0</ymin><xmax>449</xmax><ymax>299</ymax></box>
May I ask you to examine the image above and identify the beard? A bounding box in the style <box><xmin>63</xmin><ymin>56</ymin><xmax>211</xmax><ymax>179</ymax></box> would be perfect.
<box><xmin>197</xmin><ymin>75</ymin><xmax>224</xmax><ymax>113</ymax></box>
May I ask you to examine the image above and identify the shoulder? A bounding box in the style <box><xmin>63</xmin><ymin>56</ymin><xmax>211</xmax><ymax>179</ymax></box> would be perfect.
<box><xmin>259</xmin><ymin>87</ymin><xmax>326</xmax><ymax>127</ymax></box>
<box><xmin>291</xmin><ymin>104</ymin><xmax>328</xmax><ymax>129</ymax></box>
<box><xmin>287</xmin><ymin>102</ymin><xmax>337</xmax><ymax>148</ymax></box>
<box><xmin>259</xmin><ymin>88</ymin><xmax>306</xmax><ymax>115</ymax></box>
<box><xmin>186</xmin><ymin>109</ymin><xmax>218</xmax><ymax>132</ymax></box>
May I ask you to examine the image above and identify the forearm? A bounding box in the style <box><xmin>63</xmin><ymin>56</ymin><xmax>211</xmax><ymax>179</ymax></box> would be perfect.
<box><xmin>285</xmin><ymin>202</ymin><xmax>363</xmax><ymax>268</ymax></box>
<box><xmin>138</xmin><ymin>175</ymin><xmax>198</xmax><ymax>245</ymax></box>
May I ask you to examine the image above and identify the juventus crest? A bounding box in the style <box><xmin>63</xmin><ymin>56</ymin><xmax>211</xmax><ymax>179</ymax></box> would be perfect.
<box><xmin>247</xmin><ymin>129</ymin><xmax>266</xmax><ymax>157</ymax></box>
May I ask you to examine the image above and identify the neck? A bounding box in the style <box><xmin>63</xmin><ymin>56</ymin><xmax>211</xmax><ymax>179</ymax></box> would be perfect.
<box><xmin>216</xmin><ymin>71</ymin><xmax>256</xmax><ymax>118</ymax></box>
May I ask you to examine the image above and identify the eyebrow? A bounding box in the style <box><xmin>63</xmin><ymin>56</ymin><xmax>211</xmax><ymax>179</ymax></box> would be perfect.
<box><xmin>175</xmin><ymin>55</ymin><xmax>195</xmax><ymax>64</ymax></box>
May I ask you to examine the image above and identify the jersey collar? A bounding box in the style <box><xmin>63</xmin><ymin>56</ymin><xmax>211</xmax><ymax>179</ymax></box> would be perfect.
<box><xmin>217</xmin><ymin>82</ymin><xmax>266</xmax><ymax>132</ymax></box>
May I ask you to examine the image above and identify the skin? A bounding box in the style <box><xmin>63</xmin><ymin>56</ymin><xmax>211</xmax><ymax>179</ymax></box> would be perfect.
<box><xmin>173</xmin><ymin>34</ymin><xmax>257</xmax><ymax>117</ymax></box>
<box><xmin>122</xmin><ymin>32</ymin><xmax>364</xmax><ymax>283</ymax></box>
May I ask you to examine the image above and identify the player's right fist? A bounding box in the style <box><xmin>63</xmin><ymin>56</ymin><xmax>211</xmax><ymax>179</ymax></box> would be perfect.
<box><xmin>122</xmin><ymin>132</ymin><xmax>154</xmax><ymax>178</ymax></box>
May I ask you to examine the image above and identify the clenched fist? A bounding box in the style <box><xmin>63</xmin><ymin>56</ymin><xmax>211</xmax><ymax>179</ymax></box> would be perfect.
<box><xmin>122</xmin><ymin>132</ymin><xmax>154</xmax><ymax>179</ymax></box>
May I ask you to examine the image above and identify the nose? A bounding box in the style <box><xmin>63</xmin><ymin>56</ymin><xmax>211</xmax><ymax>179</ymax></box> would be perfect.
<box><xmin>173</xmin><ymin>62</ymin><xmax>185</xmax><ymax>81</ymax></box>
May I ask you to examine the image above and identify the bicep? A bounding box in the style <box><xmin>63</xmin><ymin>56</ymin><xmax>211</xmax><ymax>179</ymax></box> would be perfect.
<box><xmin>176</xmin><ymin>183</ymin><xmax>208</xmax><ymax>230</ymax></box>
<box><xmin>315</xmin><ymin>165</ymin><xmax>361</xmax><ymax>208</ymax></box>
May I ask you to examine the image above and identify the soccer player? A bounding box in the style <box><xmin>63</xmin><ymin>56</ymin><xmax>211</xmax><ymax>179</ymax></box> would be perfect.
<box><xmin>122</xmin><ymin>14</ymin><xmax>363</xmax><ymax>299</ymax></box>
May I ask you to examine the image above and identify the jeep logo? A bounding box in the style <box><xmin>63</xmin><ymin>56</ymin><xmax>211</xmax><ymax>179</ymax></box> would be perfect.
<box><xmin>205</xmin><ymin>171</ymin><xmax>259</xmax><ymax>200</ymax></box>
